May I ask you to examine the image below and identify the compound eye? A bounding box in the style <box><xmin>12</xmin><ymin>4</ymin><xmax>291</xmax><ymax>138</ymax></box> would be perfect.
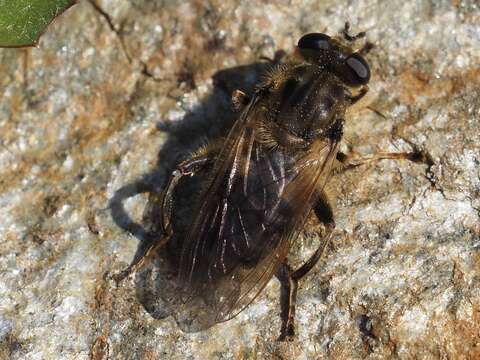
<box><xmin>345</xmin><ymin>53</ymin><xmax>370</xmax><ymax>85</ymax></box>
<box><xmin>298</xmin><ymin>33</ymin><xmax>331</xmax><ymax>50</ymax></box>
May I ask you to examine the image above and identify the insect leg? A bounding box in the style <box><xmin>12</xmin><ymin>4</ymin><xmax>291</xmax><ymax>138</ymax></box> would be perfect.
<box><xmin>276</xmin><ymin>263</ymin><xmax>298</xmax><ymax>341</ymax></box>
<box><xmin>114</xmin><ymin>153</ymin><xmax>215</xmax><ymax>283</ymax></box>
<box><xmin>276</xmin><ymin>192</ymin><xmax>335</xmax><ymax>341</ymax></box>
<box><xmin>231</xmin><ymin>90</ymin><xmax>250</xmax><ymax>111</ymax></box>
<box><xmin>342</xmin><ymin>21</ymin><xmax>366</xmax><ymax>42</ymax></box>
<box><xmin>347</xmin><ymin>86</ymin><xmax>369</xmax><ymax>105</ymax></box>
<box><xmin>291</xmin><ymin>191</ymin><xmax>335</xmax><ymax>281</ymax></box>
<box><xmin>335</xmin><ymin>149</ymin><xmax>431</xmax><ymax>175</ymax></box>
<box><xmin>160</xmin><ymin>155</ymin><xmax>211</xmax><ymax>233</ymax></box>
<box><xmin>359</xmin><ymin>42</ymin><xmax>375</xmax><ymax>56</ymax></box>
<box><xmin>160</xmin><ymin>138</ymin><xmax>226</xmax><ymax>231</ymax></box>
<box><xmin>259</xmin><ymin>49</ymin><xmax>287</xmax><ymax>64</ymax></box>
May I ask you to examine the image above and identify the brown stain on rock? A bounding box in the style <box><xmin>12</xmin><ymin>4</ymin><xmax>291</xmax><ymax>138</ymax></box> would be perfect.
<box><xmin>395</xmin><ymin>66</ymin><xmax>480</xmax><ymax>106</ymax></box>
<box><xmin>89</xmin><ymin>335</ymin><xmax>109</xmax><ymax>360</ymax></box>
<box><xmin>396</xmin><ymin>70</ymin><xmax>453</xmax><ymax>104</ymax></box>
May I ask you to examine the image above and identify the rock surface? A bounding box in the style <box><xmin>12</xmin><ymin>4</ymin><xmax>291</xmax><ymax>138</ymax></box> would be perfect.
<box><xmin>0</xmin><ymin>0</ymin><xmax>479</xmax><ymax>359</ymax></box>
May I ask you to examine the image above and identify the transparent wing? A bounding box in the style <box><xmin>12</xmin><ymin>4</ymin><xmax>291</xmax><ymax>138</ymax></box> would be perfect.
<box><xmin>175</xmin><ymin>95</ymin><xmax>339</xmax><ymax>330</ymax></box>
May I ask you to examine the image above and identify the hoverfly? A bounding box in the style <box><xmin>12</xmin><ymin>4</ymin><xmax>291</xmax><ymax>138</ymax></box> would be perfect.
<box><xmin>116</xmin><ymin>23</ymin><xmax>420</xmax><ymax>341</ymax></box>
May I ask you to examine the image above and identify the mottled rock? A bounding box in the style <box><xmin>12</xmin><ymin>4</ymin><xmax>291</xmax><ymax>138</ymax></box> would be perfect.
<box><xmin>0</xmin><ymin>0</ymin><xmax>479</xmax><ymax>359</ymax></box>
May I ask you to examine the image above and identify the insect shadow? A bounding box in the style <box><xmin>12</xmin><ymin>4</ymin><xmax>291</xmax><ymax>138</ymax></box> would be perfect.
<box><xmin>108</xmin><ymin>59</ymin><xmax>273</xmax><ymax>331</ymax></box>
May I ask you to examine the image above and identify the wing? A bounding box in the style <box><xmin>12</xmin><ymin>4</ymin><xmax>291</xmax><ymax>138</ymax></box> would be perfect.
<box><xmin>175</xmin><ymin>94</ymin><xmax>340</xmax><ymax>330</ymax></box>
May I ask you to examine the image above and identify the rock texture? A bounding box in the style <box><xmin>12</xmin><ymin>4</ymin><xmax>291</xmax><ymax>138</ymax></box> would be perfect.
<box><xmin>0</xmin><ymin>0</ymin><xmax>479</xmax><ymax>359</ymax></box>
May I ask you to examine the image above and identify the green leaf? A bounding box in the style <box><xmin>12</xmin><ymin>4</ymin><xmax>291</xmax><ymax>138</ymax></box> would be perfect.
<box><xmin>0</xmin><ymin>0</ymin><xmax>76</xmax><ymax>48</ymax></box>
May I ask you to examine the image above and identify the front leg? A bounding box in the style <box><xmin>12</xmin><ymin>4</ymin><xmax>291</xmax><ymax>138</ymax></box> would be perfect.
<box><xmin>276</xmin><ymin>191</ymin><xmax>335</xmax><ymax>341</ymax></box>
<box><xmin>347</xmin><ymin>86</ymin><xmax>369</xmax><ymax>105</ymax></box>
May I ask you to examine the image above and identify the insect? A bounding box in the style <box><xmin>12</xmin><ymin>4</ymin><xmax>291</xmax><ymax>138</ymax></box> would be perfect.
<box><xmin>116</xmin><ymin>23</ymin><xmax>421</xmax><ymax>341</ymax></box>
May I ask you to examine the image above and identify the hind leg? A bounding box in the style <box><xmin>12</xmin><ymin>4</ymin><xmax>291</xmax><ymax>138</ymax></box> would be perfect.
<box><xmin>276</xmin><ymin>191</ymin><xmax>335</xmax><ymax>341</ymax></box>
<box><xmin>113</xmin><ymin>151</ymin><xmax>216</xmax><ymax>283</ymax></box>
<box><xmin>276</xmin><ymin>263</ymin><xmax>298</xmax><ymax>341</ymax></box>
